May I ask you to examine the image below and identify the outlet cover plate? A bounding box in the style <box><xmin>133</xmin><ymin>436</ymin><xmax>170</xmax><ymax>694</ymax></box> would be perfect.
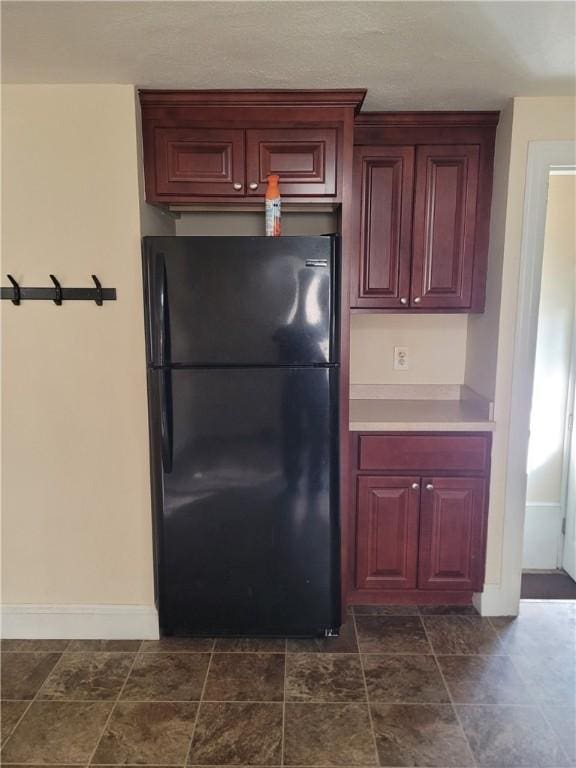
<box><xmin>394</xmin><ymin>346</ymin><xmax>409</xmax><ymax>371</ymax></box>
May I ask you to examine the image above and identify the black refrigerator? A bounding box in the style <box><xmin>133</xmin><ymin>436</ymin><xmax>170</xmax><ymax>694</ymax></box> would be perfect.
<box><xmin>142</xmin><ymin>236</ymin><xmax>341</xmax><ymax>637</ymax></box>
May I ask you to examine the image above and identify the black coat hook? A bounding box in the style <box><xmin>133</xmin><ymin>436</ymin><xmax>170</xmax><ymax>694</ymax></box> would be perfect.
<box><xmin>91</xmin><ymin>274</ymin><xmax>103</xmax><ymax>306</ymax></box>
<box><xmin>7</xmin><ymin>274</ymin><xmax>21</xmax><ymax>305</ymax></box>
<box><xmin>49</xmin><ymin>274</ymin><xmax>62</xmax><ymax>305</ymax></box>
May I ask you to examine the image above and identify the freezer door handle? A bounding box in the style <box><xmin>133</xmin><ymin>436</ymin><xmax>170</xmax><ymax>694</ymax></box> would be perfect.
<box><xmin>159</xmin><ymin>369</ymin><xmax>173</xmax><ymax>473</ymax></box>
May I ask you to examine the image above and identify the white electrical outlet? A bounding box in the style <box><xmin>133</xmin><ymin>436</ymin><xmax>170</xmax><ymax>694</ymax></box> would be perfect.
<box><xmin>394</xmin><ymin>346</ymin><xmax>409</xmax><ymax>371</ymax></box>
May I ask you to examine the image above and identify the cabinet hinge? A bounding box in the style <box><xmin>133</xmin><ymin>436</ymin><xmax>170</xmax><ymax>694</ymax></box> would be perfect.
<box><xmin>561</xmin><ymin>517</ymin><xmax>567</xmax><ymax>536</ymax></box>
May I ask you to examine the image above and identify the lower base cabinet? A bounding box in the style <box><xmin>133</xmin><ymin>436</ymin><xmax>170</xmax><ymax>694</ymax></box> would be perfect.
<box><xmin>350</xmin><ymin>433</ymin><xmax>491</xmax><ymax>603</ymax></box>
<box><xmin>418</xmin><ymin>477</ymin><xmax>486</xmax><ymax>591</ymax></box>
<box><xmin>356</xmin><ymin>476</ymin><xmax>420</xmax><ymax>590</ymax></box>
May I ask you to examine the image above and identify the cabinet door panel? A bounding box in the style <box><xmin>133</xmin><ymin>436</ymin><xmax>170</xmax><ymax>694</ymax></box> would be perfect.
<box><xmin>351</xmin><ymin>146</ymin><xmax>414</xmax><ymax>308</ymax></box>
<box><xmin>154</xmin><ymin>128</ymin><xmax>245</xmax><ymax>197</ymax></box>
<box><xmin>246</xmin><ymin>128</ymin><xmax>337</xmax><ymax>197</ymax></box>
<box><xmin>418</xmin><ymin>477</ymin><xmax>486</xmax><ymax>591</ymax></box>
<box><xmin>356</xmin><ymin>476</ymin><xmax>420</xmax><ymax>590</ymax></box>
<box><xmin>412</xmin><ymin>145</ymin><xmax>480</xmax><ymax>309</ymax></box>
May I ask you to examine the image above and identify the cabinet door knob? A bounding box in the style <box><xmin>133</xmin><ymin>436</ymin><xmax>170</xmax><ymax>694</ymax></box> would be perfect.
<box><xmin>414</xmin><ymin>297</ymin><xmax>422</xmax><ymax>304</ymax></box>
<box><xmin>233</xmin><ymin>183</ymin><xmax>243</xmax><ymax>191</ymax></box>
<box><xmin>249</xmin><ymin>182</ymin><xmax>259</xmax><ymax>190</ymax></box>
<box><xmin>426</xmin><ymin>483</ymin><xmax>434</xmax><ymax>491</ymax></box>
<box><xmin>411</xmin><ymin>482</ymin><xmax>419</xmax><ymax>490</ymax></box>
<box><xmin>400</xmin><ymin>297</ymin><xmax>408</xmax><ymax>305</ymax></box>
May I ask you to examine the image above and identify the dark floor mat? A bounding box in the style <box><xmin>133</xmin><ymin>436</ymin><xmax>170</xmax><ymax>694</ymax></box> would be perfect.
<box><xmin>521</xmin><ymin>570</ymin><xmax>576</xmax><ymax>599</ymax></box>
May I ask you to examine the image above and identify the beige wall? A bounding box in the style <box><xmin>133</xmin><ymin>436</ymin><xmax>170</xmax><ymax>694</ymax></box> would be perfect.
<box><xmin>351</xmin><ymin>314</ymin><xmax>468</xmax><ymax>385</ymax></box>
<box><xmin>465</xmin><ymin>101</ymin><xmax>514</xmax><ymax>401</ymax></box>
<box><xmin>527</xmin><ymin>174</ymin><xmax>575</xmax><ymax>504</ymax></box>
<box><xmin>1</xmin><ymin>85</ymin><xmax>155</xmax><ymax>606</ymax></box>
<box><xmin>474</xmin><ymin>97</ymin><xmax>576</xmax><ymax>593</ymax></box>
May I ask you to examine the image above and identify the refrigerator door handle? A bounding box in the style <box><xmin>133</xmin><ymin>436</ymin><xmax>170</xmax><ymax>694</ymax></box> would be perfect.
<box><xmin>159</xmin><ymin>369</ymin><xmax>173</xmax><ymax>473</ymax></box>
<box><xmin>150</xmin><ymin>252</ymin><xmax>169</xmax><ymax>366</ymax></box>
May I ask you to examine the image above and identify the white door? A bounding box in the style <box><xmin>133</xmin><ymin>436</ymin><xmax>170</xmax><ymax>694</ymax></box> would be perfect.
<box><xmin>523</xmin><ymin>172</ymin><xmax>576</xmax><ymax>571</ymax></box>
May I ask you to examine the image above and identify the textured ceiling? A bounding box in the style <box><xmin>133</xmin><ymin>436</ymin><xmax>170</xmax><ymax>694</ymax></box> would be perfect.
<box><xmin>2</xmin><ymin>1</ymin><xmax>575</xmax><ymax>109</ymax></box>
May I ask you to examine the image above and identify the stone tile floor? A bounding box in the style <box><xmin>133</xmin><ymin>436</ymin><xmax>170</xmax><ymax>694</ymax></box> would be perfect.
<box><xmin>1</xmin><ymin>601</ymin><xmax>574</xmax><ymax>767</ymax></box>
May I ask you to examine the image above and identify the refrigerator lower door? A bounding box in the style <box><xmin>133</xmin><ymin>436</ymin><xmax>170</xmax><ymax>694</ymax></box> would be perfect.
<box><xmin>149</xmin><ymin>366</ymin><xmax>340</xmax><ymax>636</ymax></box>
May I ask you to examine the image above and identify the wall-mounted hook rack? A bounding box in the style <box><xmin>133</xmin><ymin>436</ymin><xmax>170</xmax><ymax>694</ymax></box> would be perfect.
<box><xmin>92</xmin><ymin>274</ymin><xmax>103</xmax><ymax>306</ymax></box>
<box><xmin>49</xmin><ymin>274</ymin><xmax>63</xmax><ymax>306</ymax></box>
<box><xmin>1</xmin><ymin>275</ymin><xmax>116</xmax><ymax>306</ymax></box>
<box><xmin>6</xmin><ymin>275</ymin><xmax>21</xmax><ymax>305</ymax></box>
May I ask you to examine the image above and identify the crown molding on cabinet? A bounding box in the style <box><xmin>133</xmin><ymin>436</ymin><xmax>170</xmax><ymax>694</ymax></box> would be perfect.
<box><xmin>355</xmin><ymin>111</ymin><xmax>500</xmax><ymax>127</ymax></box>
<box><xmin>139</xmin><ymin>89</ymin><xmax>367</xmax><ymax>113</ymax></box>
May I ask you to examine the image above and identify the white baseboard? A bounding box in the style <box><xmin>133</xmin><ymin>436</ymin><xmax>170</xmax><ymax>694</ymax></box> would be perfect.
<box><xmin>473</xmin><ymin>584</ymin><xmax>520</xmax><ymax>617</ymax></box>
<box><xmin>1</xmin><ymin>604</ymin><xmax>160</xmax><ymax>639</ymax></box>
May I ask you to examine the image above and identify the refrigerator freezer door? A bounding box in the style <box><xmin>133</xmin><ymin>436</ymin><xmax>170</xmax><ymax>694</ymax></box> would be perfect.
<box><xmin>149</xmin><ymin>366</ymin><xmax>340</xmax><ymax>636</ymax></box>
<box><xmin>143</xmin><ymin>236</ymin><xmax>338</xmax><ymax>366</ymax></box>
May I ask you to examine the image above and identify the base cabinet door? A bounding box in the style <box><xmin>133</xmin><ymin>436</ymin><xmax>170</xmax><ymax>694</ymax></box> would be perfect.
<box><xmin>356</xmin><ymin>476</ymin><xmax>420</xmax><ymax>590</ymax></box>
<box><xmin>418</xmin><ymin>477</ymin><xmax>486</xmax><ymax>590</ymax></box>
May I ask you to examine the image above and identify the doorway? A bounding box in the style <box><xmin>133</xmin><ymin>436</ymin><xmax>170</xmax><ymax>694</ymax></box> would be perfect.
<box><xmin>522</xmin><ymin>170</ymin><xmax>576</xmax><ymax>598</ymax></box>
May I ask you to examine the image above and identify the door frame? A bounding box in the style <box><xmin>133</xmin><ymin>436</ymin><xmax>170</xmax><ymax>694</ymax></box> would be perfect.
<box><xmin>524</xmin><ymin>182</ymin><xmax>576</xmax><ymax>570</ymax></box>
<box><xmin>561</xmin><ymin>302</ymin><xmax>576</xmax><ymax>576</ymax></box>
<box><xmin>502</xmin><ymin>140</ymin><xmax>575</xmax><ymax>611</ymax></box>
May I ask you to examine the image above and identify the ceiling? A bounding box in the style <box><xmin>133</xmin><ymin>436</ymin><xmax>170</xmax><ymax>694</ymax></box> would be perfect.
<box><xmin>3</xmin><ymin>1</ymin><xmax>575</xmax><ymax>110</ymax></box>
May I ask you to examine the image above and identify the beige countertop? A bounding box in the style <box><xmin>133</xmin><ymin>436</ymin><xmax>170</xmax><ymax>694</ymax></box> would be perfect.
<box><xmin>349</xmin><ymin>386</ymin><xmax>495</xmax><ymax>432</ymax></box>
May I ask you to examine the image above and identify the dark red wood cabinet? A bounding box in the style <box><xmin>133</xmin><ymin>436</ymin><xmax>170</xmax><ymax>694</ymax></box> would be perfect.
<box><xmin>350</xmin><ymin>432</ymin><xmax>491</xmax><ymax>604</ymax></box>
<box><xmin>245</xmin><ymin>128</ymin><xmax>337</xmax><ymax>197</ymax></box>
<box><xmin>352</xmin><ymin>113</ymin><xmax>498</xmax><ymax>312</ymax></box>
<box><xmin>356</xmin><ymin>476</ymin><xmax>420</xmax><ymax>590</ymax></box>
<box><xmin>152</xmin><ymin>126</ymin><xmax>336</xmax><ymax>199</ymax></box>
<box><xmin>418</xmin><ymin>477</ymin><xmax>486</xmax><ymax>591</ymax></box>
<box><xmin>352</xmin><ymin>146</ymin><xmax>414</xmax><ymax>308</ymax></box>
<box><xmin>140</xmin><ymin>90</ymin><xmax>366</xmax><ymax>204</ymax></box>
<box><xmin>411</xmin><ymin>145</ymin><xmax>480</xmax><ymax>309</ymax></box>
<box><xmin>154</xmin><ymin>128</ymin><xmax>246</xmax><ymax>198</ymax></box>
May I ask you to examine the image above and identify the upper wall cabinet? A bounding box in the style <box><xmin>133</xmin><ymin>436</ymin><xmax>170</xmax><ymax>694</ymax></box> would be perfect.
<box><xmin>412</xmin><ymin>144</ymin><xmax>480</xmax><ymax>310</ymax></box>
<box><xmin>154</xmin><ymin>128</ymin><xmax>246</xmax><ymax>198</ymax></box>
<box><xmin>245</xmin><ymin>129</ymin><xmax>338</xmax><ymax>197</ymax></box>
<box><xmin>352</xmin><ymin>146</ymin><xmax>415</xmax><ymax>307</ymax></box>
<box><xmin>352</xmin><ymin>113</ymin><xmax>499</xmax><ymax>312</ymax></box>
<box><xmin>140</xmin><ymin>90</ymin><xmax>366</xmax><ymax>206</ymax></box>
